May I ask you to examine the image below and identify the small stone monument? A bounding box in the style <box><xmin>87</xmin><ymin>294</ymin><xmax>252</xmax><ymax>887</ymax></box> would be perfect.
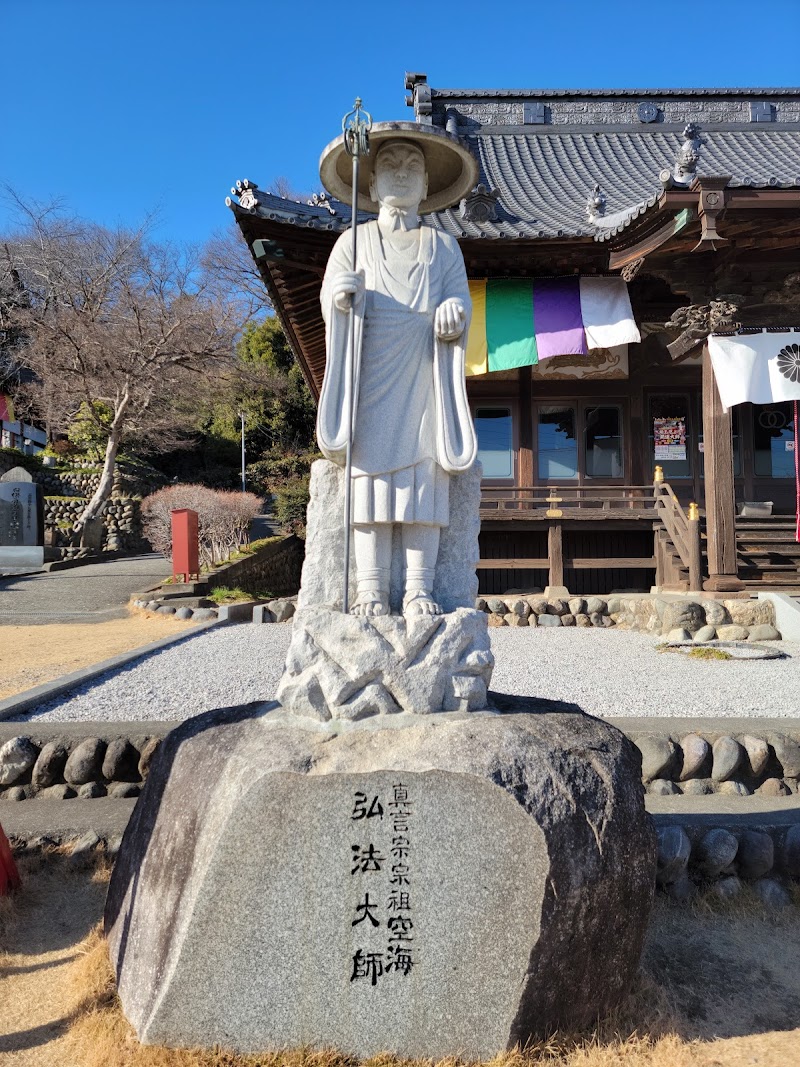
<box><xmin>106</xmin><ymin>114</ymin><xmax>655</xmax><ymax>1059</ymax></box>
<box><xmin>0</xmin><ymin>467</ymin><xmax>44</xmax><ymax>574</ymax></box>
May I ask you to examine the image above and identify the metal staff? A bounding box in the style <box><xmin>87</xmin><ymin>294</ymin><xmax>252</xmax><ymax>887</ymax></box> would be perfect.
<box><xmin>341</xmin><ymin>98</ymin><xmax>371</xmax><ymax>613</ymax></box>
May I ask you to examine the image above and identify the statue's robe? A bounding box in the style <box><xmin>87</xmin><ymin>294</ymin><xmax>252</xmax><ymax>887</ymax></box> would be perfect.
<box><xmin>317</xmin><ymin>221</ymin><xmax>476</xmax><ymax>526</ymax></box>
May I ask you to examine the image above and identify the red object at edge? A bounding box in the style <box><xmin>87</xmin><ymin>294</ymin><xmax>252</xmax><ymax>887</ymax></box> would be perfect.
<box><xmin>171</xmin><ymin>508</ymin><xmax>200</xmax><ymax>583</ymax></box>
<box><xmin>795</xmin><ymin>401</ymin><xmax>799</xmax><ymax>544</ymax></box>
<box><xmin>0</xmin><ymin>821</ymin><xmax>20</xmax><ymax>896</ymax></box>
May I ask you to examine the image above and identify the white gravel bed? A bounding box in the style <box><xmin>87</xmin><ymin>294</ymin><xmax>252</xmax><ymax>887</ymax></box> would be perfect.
<box><xmin>12</xmin><ymin>623</ymin><xmax>800</xmax><ymax>723</ymax></box>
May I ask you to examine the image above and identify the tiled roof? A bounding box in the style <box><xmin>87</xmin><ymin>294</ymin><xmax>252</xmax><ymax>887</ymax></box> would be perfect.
<box><xmin>430</xmin><ymin>128</ymin><xmax>800</xmax><ymax>242</ymax></box>
<box><xmin>230</xmin><ymin>94</ymin><xmax>800</xmax><ymax>244</ymax></box>
<box><xmin>430</xmin><ymin>87</ymin><xmax>800</xmax><ymax>99</ymax></box>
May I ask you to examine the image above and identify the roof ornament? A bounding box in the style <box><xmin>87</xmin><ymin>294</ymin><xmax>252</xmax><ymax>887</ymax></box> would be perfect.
<box><xmin>307</xmin><ymin>192</ymin><xmax>337</xmax><ymax>216</ymax></box>
<box><xmin>460</xmin><ymin>183</ymin><xmax>501</xmax><ymax>223</ymax></box>
<box><xmin>586</xmin><ymin>183</ymin><xmax>607</xmax><ymax>222</ymax></box>
<box><xmin>230</xmin><ymin>179</ymin><xmax>260</xmax><ymax>210</ymax></box>
<box><xmin>404</xmin><ymin>72</ymin><xmax>432</xmax><ymax>124</ymax></box>
<box><xmin>671</xmin><ymin>123</ymin><xmax>705</xmax><ymax>186</ymax></box>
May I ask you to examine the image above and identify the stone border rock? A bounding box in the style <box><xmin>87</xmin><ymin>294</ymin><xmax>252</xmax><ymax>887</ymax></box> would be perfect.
<box><xmin>656</xmin><ymin>822</ymin><xmax>800</xmax><ymax>906</ymax></box>
<box><xmin>474</xmin><ymin>593</ymin><xmax>783</xmax><ymax>640</ymax></box>
<box><xmin>758</xmin><ymin>592</ymin><xmax>800</xmax><ymax>641</ymax></box>
<box><xmin>635</xmin><ymin>728</ymin><xmax>800</xmax><ymax>797</ymax></box>
<box><xmin>0</xmin><ymin>730</ymin><xmax>162</xmax><ymax>801</ymax></box>
<box><xmin>3</xmin><ymin>715</ymin><xmax>798</xmax><ymax>802</ymax></box>
<box><xmin>131</xmin><ymin>597</ymin><xmax>219</xmax><ymax>622</ymax></box>
<box><xmin>130</xmin><ymin>595</ymin><xmax>298</xmax><ymax>624</ymax></box>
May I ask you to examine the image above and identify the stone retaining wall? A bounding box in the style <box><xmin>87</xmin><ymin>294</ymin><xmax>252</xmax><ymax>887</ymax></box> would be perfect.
<box><xmin>35</xmin><ymin>463</ymin><xmax>164</xmax><ymax>499</ymax></box>
<box><xmin>476</xmin><ymin>593</ymin><xmax>781</xmax><ymax>641</ymax></box>
<box><xmin>44</xmin><ymin>495</ymin><xmax>146</xmax><ymax>554</ymax></box>
<box><xmin>206</xmin><ymin>534</ymin><xmax>304</xmax><ymax>598</ymax></box>
<box><xmin>0</xmin><ymin>449</ymin><xmax>39</xmax><ymax>477</ymax></box>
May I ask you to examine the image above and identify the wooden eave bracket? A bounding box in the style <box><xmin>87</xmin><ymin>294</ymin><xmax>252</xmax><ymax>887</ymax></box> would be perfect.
<box><xmin>691</xmin><ymin>176</ymin><xmax>732</xmax><ymax>251</ymax></box>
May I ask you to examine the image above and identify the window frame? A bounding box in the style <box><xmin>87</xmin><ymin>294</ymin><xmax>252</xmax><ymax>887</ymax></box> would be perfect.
<box><xmin>471</xmin><ymin>401</ymin><xmax>518</xmax><ymax>484</ymax></box>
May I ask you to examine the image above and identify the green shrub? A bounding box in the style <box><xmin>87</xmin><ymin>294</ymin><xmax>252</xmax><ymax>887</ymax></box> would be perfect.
<box><xmin>0</xmin><ymin>447</ymin><xmax>41</xmax><ymax>472</ymax></box>
<box><xmin>273</xmin><ymin>475</ymin><xmax>310</xmax><ymax>536</ymax></box>
<box><xmin>67</xmin><ymin>401</ymin><xmax>113</xmax><ymax>461</ymax></box>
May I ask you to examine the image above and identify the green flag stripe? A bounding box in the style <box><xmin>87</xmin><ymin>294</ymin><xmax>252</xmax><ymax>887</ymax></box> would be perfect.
<box><xmin>486</xmin><ymin>279</ymin><xmax>538</xmax><ymax>371</ymax></box>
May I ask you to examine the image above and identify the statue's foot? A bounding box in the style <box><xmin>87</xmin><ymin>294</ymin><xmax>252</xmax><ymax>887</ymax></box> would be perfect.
<box><xmin>351</xmin><ymin>591</ymin><xmax>390</xmax><ymax>617</ymax></box>
<box><xmin>403</xmin><ymin>590</ymin><xmax>442</xmax><ymax>617</ymax></box>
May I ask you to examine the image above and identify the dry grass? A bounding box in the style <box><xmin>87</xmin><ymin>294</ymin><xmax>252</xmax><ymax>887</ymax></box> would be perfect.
<box><xmin>656</xmin><ymin>646</ymin><xmax>732</xmax><ymax>661</ymax></box>
<box><xmin>0</xmin><ymin>613</ymin><xmax>198</xmax><ymax>700</ymax></box>
<box><xmin>2</xmin><ymin>854</ymin><xmax>799</xmax><ymax>1067</ymax></box>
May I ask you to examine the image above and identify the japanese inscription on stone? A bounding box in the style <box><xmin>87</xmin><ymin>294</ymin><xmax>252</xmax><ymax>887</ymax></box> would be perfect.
<box><xmin>350</xmin><ymin>782</ymin><xmax>414</xmax><ymax>985</ymax></box>
<box><xmin>0</xmin><ymin>469</ymin><xmax>44</xmax><ymax>571</ymax></box>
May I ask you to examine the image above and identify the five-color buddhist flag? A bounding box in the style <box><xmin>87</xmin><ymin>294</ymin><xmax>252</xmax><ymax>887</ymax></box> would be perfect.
<box><xmin>0</xmin><ymin>395</ymin><xmax>14</xmax><ymax>423</ymax></box>
<box><xmin>465</xmin><ymin>276</ymin><xmax>640</xmax><ymax>376</ymax></box>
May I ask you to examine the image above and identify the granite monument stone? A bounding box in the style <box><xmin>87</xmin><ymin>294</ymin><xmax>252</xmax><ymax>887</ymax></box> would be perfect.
<box><xmin>0</xmin><ymin>466</ymin><xmax>44</xmax><ymax>573</ymax></box>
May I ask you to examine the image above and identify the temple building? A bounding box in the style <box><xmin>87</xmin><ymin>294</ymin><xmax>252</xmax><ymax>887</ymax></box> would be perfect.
<box><xmin>229</xmin><ymin>74</ymin><xmax>800</xmax><ymax>597</ymax></box>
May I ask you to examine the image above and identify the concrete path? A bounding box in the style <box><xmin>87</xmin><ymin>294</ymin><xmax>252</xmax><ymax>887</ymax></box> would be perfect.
<box><xmin>250</xmin><ymin>510</ymin><xmax>280</xmax><ymax>539</ymax></box>
<box><xmin>0</xmin><ymin>554</ymin><xmax>170</xmax><ymax>624</ymax></box>
<box><xmin>0</xmin><ymin>797</ymin><xmax>137</xmax><ymax>839</ymax></box>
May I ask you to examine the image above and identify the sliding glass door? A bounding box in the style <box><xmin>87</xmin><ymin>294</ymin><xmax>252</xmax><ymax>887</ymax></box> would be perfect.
<box><xmin>535</xmin><ymin>399</ymin><xmax>626</xmax><ymax>484</ymax></box>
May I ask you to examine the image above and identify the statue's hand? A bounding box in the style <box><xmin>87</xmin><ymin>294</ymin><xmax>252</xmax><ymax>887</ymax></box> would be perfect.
<box><xmin>435</xmin><ymin>298</ymin><xmax>466</xmax><ymax>341</ymax></box>
<box><xmin>332</xmin><ymin>270</ymin><xmax>365</xmax><ymax>312</ymax></box>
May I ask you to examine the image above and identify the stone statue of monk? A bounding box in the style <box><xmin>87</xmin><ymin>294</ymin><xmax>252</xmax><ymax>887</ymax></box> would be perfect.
<box><xmin>316</xmin><ymin>137</ymin><xmax>477</xmax><ymax>617</ymax></box>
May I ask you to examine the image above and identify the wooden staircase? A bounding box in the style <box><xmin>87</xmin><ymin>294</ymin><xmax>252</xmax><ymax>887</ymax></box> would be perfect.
<box><xmin>734</xmin><ymin>516</ymin><xmax>800</xmax><ymax>591</ymax></box>
<box><xmin>655</xmin><ymin>490</ymin><xmax>800</xmax><ymax>593</ymax></box>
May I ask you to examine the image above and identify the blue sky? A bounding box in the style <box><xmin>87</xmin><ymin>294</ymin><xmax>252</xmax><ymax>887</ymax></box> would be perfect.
<box><xmin>3</xmin><ymin>0</ymin><xmax>800</xmax><ymax>246</ymax></box>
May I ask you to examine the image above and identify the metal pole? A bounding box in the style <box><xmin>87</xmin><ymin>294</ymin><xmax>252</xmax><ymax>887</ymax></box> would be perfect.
<box><xmin>240</xmin><ymin>412</ymin><xmax>246</xmax><ymax>493</ymax></box>
<box><xmin>341</xmin><ymin>98</ymin><xmax>371</xmax><ymax>614</ymax></box>
<box><xmin>342</xmin><ymin>153</ymin><xmax>359</xmax><ymax>614</ymax></box>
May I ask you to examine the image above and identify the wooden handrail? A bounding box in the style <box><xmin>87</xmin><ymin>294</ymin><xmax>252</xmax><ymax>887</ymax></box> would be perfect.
<box><xmin>653</xmin><ymin>481</ymin><xmax>703</xmax><ymax>590</ymax></box>
<box><xmin>480</xmin><ymin>485</ymin><xmax>658</xmax><ymax>511</ymax></box>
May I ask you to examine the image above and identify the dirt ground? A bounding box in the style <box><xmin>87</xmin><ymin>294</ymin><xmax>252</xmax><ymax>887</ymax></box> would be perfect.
<box><xmin>0</xmin><ymin>614</ymin><xmax>198</xmax><ymax>700</ymax></box>
<box><xmin>0</xmin><ymin>852</ymin><xmax>799</xmax><ymax>1067</ymax></box>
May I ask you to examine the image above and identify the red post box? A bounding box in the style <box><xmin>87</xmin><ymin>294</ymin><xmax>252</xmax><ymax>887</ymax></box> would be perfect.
<box><xmin>171</xmin><ymin>508</ymin><xmax>199</xmax><ymax>583</ymax></box>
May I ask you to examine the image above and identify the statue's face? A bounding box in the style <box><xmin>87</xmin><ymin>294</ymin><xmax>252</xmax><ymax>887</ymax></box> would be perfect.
<box><xmin>370</xmin><ymin>142</ymin><xmax>428</xmax><ymax>211</ymax></box>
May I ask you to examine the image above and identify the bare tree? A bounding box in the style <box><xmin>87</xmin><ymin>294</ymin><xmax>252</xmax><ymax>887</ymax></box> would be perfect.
<box><xmin>202</xmin><ymin>175</ymin><xmax>314</xmax><ymax>322</ymax></box>
<box><xmin>201</xmin><ymin>222</ymin><xmax>273</xmax><ymax>320</ymax></box>
<box><xmin>3</xmin><ymin>194</ymin><xmax>240</xmax><ymax>542</ymax></box>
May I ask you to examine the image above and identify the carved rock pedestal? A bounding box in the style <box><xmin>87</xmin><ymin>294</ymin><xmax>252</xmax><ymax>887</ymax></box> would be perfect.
<box><xmin>277</xmin><ymin>606</ymin><xmax>493</xmax><ymax>719</ymax></box>
<box><xmin>106</xmin><ymin>698</ymin><xmax>655</xmax><ymax>1059</ymax></box>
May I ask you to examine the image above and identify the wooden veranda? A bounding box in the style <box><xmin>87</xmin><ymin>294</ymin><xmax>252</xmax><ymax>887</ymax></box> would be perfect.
<box><xmin>477</xmin><ymin>480</ymin><xmax>703</xmax><ymax>595</ymax></box>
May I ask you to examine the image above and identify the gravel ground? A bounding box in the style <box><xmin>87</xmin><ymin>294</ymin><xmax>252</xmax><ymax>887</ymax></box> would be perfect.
<box><xmin>11</xmin><ymin>623</ymin><xmax>800</xmax><ymax>722</ymax></box>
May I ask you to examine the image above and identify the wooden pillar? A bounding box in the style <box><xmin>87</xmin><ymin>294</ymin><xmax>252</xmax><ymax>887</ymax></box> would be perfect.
<box><xmin>629</xmin><ymin>388</ymin><xmax>646</xmax><ymax>488</ymax></box>
<box><xmin>518</xmin><ymin>366</ymin><xmax>533</xmax><ymax>490</ymax></box>
<box><xmin>701</xmin><ymin>343</ymin><xmax>744</xmax><ymax>591</ymax></box>
<box><xmin>547</xmin><ymin>522</ymin><xmax>564</xmax><ymax>590</ymax></box>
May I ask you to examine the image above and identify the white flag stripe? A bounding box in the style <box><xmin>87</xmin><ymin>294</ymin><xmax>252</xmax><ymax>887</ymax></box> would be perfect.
<box><xmin>579</xmin><ymin>277</ymin><xmax>641</xmax><ymax>349</ymax></box>
<box><xmin>708</xmin><ymin>332</ymin><xmax>800</xmax><ymax>410</ymax></box>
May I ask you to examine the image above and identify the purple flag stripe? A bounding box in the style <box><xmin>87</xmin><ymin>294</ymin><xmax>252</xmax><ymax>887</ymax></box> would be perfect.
<box><xmin>533</xmin><ymin>277</ymin><xmax>588</xmax><ymax>360</ymax></box>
